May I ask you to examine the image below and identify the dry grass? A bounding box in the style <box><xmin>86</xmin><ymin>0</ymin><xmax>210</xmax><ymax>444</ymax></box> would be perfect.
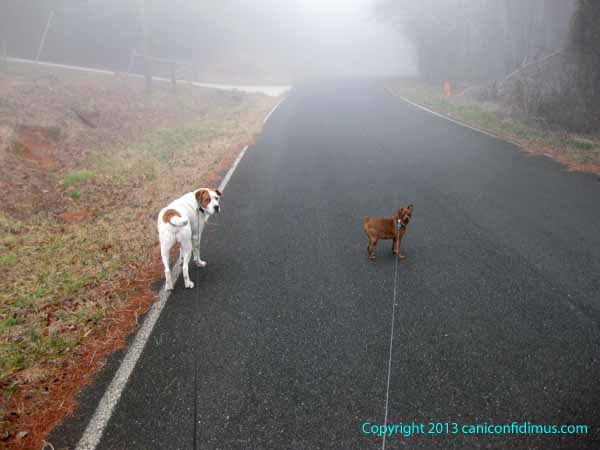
<box><xmin>0</xmin><ymin>61</ymin><xmax>277</xmax><ymax>445</ymax></box>
<box><xmin>386</xmin><ymin>79</ymin><xmax>600</xmax><ymax>174</ymax></box>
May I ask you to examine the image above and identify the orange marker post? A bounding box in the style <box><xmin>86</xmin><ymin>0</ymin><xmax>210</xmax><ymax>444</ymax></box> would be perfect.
<box><xmin>444</xmin><ymin>80</ymin><xmax>452</xmax><ymax>97</ymax></box>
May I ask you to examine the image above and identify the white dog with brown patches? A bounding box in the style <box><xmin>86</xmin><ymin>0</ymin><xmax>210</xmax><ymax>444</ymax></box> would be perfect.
<box><xmin>157</xmin><ymin>188</ymin><xmax>221</xmax><ymax>290</ymax></box>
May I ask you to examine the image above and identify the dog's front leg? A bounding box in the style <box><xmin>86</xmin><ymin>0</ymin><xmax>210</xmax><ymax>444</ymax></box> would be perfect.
<box><xmin>192</xmin><ymin>237</ymin><xmax>207</xmax><ymax>267</ymax></box>
<box><xmin>367</xmin><ymin>237</ymin><xmax>377</xmax><ymax>261</ymax></box>
<box><xmin>181</xmin><ymin>241</ymin><xmax>195</xmax><ymax>289</ymax></box>
<box><xmin>394</xmin><ymin>235</ymin><xmax>406</xmax><ymax>260</ymax></box>
<box><xmin>192</xmin><ymin>221</ymin><xmax>207</xmax><ymax>267</ymax></box>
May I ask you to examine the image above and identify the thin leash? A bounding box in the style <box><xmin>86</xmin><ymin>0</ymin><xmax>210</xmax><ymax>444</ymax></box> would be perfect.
<box><xmin>192</xmin><ymin>255</ymin><xmax>200</xmax><ymax>450</ymax></box>
<box><xmin>381</xmin><ymin>219</ymin><xmax>402</xmax><ymax>450</ymax></box>
<box><xmin>192</xmin><ymin>209</ymin><xmax>203</xmax><ymax>450</ymax></box>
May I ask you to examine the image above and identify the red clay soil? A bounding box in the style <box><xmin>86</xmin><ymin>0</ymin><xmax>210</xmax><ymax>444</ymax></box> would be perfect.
<box><xmin>506</xmin><ymin>136</ymin><xmax>600</xmax><ymax>175</ymax></box>
<box><xmin>1</xmin><ymin>124</ymin><xmax>65</xmax><ymax>218</ymax></box>
<box><xmin>533</xmin><ymin>149</ymin><xmax>600</xmax><ymax>175</ymax></box>
<box><xmin>2</xmin><ymin>255</ymin><xmax>163</xmax><ymax>450</ymax></box>
<box><xmin>11</xmin><ymin>126</ymin><xmax>60</xmax><ymax>170</ymax></box>
<box><xmin>1</xmin><ymin>139</ymin><xmax>256</xmax><ymax>450</ymax></box>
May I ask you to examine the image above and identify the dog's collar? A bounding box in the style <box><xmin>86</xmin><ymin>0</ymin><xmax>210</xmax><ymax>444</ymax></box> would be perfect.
<box><xmin>397</xmin><ymin>219</ymin><xmax>405</xmax><ymax>229</ymax></box>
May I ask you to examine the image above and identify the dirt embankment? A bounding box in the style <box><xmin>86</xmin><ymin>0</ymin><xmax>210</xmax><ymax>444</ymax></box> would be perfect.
<box><xmin>0</xmin><ymin>62</ymin><xmax>277</xmax><ymax>449</ymax></box>
<box><xmin>0</xmin><ymin>65</ymin><xmax>261</xmax><ymax>217</ymax></box>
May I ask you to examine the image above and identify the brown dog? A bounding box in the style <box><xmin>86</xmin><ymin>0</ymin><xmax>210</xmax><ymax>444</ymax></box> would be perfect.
<box><xmin>363</xmin><ymin>204</ymin><xmax>413</xmax><ymax>261</ymax></box>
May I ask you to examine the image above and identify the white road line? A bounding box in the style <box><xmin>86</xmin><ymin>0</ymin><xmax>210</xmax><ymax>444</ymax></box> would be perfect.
<box><xmin>74</xmin><ymin>266</ymin><xmax>180</xmax><ymax>450</ymax></box>
<box><xmin>74</xmin><ymin>99</ymin><xmax>285</xmax><ymax>450</ymax></box>
<box><xmin>385</xmin><ymin>86</ymin><xmax>504</xmax><ymax>141</ymax></box>
<box><xmin>263</xmin><ymin>96</ymin><xmax>288</xmax><ymax>124</ymax></box>
<box><xmin>218</xmin><ymin>146</ymin><xmax>248</xmax><ymax>193</ymax></box>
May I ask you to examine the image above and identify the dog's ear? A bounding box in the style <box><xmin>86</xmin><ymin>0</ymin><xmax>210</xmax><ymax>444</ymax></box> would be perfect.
<box><xmin>215</xmin><ymin>189</ymin><xmax>222</xmax><ymax>197</ymax></box>
<box><xmin>195</xmin><ymin>189</ymin><xmax>211</xmax><ymax>208</ymax></box>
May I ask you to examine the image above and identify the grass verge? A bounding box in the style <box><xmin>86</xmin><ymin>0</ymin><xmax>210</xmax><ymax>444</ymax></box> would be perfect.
<box><xmin>0</xmin><ymin>63</ymin><xmax>278</xmax><ymax>448</ymax></box>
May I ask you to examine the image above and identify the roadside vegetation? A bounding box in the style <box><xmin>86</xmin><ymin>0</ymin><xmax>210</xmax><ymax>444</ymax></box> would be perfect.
<box><xmin>0</xmin><ymin>61</ymin><xmax>277</xmax><ymax>446</ymax></box>
<box><xmin>386</xmin><ymin>79</ymin><xmax>600</xmax><ymax>174</ymax></box>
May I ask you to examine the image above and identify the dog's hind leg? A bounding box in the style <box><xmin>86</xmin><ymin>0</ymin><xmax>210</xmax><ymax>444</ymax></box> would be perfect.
<box><xmin>160</xmin><ymin>235</ymin><xmax>176</xmax><ymax>290</ymax></box>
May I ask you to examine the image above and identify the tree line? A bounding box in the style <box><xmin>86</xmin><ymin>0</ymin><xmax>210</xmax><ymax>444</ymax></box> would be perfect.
<box><xmin>376</xmin><ymin>0</ymin><xmax>599</xmax><ymax>132</ymax></box>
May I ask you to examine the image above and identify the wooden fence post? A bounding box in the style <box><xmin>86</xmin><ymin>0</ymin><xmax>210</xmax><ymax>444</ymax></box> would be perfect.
<box><xmin>1</xmin><ymin>40</ymin><xmax>7</xmax><ymax>69</ymax></box>
<box><xmin>127</xmin><ymin>49</ymin><xmax>136</xmax><ymax>74</ymax></box>
<box><xmin>170</xmin><ymin>63</ymin><xmax>176</xmax><ymax>92</ymax></box>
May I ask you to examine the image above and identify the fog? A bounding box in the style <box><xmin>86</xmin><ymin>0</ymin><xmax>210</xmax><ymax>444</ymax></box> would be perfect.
<box><xmin>218</xmin><ymin>0</ymin><xmax>417</xmax><ymax>79</ymax></box>
<box><xmin>0</xmin><ymin>0</ymin><xmax>590</xmax><ymax>103</ymax></box>
<box><xmin>0</xmin><ymin>0</ymin><xmax>417</xmax><ymax>82</ymax></box>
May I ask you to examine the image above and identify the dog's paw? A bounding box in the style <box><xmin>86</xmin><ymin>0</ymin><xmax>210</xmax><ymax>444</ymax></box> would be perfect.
<box><xmin>399</xmin><ymin>254</ymin><xmax>407</xmax><ymax>260</ymax></box>
<box><xmin>165</xmin><ymin>283</ymin><xmax>174</xmax><ymax>291</ymax></box>
<box><xmin>195</xmin><ymin>260</ymin><xmax>207</xmax><ymax>268</ymax></box>
<box><xmin>184</xmin><ymin>281</ymin><xmax>195</xmax><ymax>289</ymax></box>
<box><xmin>368</xmin><ymin>256</ymin><xmax>376</xmax><ymax>261</ymax></box>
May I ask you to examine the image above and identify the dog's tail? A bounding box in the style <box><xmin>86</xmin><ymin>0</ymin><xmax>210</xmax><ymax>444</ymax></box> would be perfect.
<box><xmin>169</xmin><ymin>216</ymin><xmax>188</xmax><ymax>227</ymax></box>
<box><xmin>162</xmin><ymin>209</ymin><xmax>188</xmax><ymax>227</ymax></box>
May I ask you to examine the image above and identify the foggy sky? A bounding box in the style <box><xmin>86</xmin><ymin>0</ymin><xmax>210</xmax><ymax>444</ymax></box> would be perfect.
<box><xmin>216</xmin><ymin>0</ymin><xmax>417</xmax><ymax>79</ymax></box>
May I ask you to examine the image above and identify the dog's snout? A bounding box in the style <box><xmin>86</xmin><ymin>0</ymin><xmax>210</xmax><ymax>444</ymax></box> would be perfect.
<box><xmin>214</xmin><ymin>205</ymin><xmax>220</xmax><ymax>212</ymax></box>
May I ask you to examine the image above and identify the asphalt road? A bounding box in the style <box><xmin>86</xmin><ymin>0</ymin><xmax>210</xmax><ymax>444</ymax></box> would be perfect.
<box><xmin>52</xmin><ymin>79</ymin><xmax>600</xmax><ymax>450</ymax></box>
